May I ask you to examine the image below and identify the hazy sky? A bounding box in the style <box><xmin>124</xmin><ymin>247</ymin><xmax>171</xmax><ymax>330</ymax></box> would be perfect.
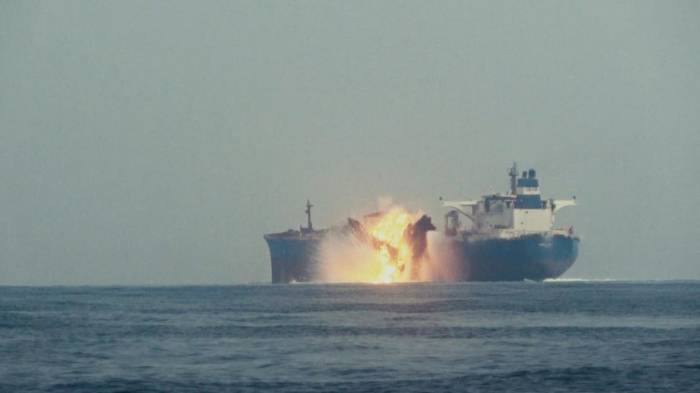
<box><xmin>1</xmin><ymin>1</ymin><xmax>699</xmax><ymax>284</ymax></box>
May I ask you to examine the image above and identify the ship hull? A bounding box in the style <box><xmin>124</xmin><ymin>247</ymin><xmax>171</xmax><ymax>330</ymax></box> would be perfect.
<box><xmin>265</xmin><ymin>233</ymin><xmax>578</xmax><ymax>283</ymax></box>
<box><xmin>264</xmin><ymin>236</ymin><xmax>321</xmax><ymax>283</ymax></box>
<box><xmin>449</xmin><ymin>233</ymin><xmax>578</xmax><ymax>281</ymax></box>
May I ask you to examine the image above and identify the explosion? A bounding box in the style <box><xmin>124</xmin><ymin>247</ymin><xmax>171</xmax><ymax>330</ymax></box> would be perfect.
<box><xmin>317</xmin><ymin>205</ymin><xmax>435</xmax><ymax>283</ymax></box>
<box><xmin>367</xmin><ymin>208</ymin><xmax>415</xmax><ymax>283</ymax></box>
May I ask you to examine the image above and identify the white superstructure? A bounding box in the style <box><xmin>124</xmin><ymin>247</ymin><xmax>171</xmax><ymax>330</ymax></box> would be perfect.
<box><xmin>442</xmin><ymin>164</ymin><xmax>576</xmax><ymax>238</ymax></box>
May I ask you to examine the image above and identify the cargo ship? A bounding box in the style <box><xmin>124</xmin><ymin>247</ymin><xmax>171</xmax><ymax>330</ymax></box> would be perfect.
<box><xmin>264</xmin><ymin>164</ymin><xmax>578</xmax><ymax>283</ymax></box>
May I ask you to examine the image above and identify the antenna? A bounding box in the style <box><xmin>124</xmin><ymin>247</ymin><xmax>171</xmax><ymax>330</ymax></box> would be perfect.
<box><xmin>508</xmin><ymin>162</ymin><xmax>518</xmax><ymax>195</ymax></box>
<box><xmin>305</xmin><ymin>200</ymin><xmax>313</xmax><ymax>231</ymax></box>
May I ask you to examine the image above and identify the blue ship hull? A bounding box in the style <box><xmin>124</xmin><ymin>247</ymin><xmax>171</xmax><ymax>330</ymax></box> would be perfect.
<box><xmin>264</xmin><ymin>233</ymin><xmax>578</xmax><ymax>283</ymax></box>
<box><xmin>450</xmin><ymin>233</ymin><xmax>579</xmax><ymax>281</ymax></box>
<box><xmin>264</xmin><ymin>237</ymin><xmax>322</xmax><ymax>283</ymax></box>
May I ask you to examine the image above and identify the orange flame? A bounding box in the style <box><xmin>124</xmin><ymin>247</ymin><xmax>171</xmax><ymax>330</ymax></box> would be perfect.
<box><xmin>317</xmin><ymin>205</ymin><xmax>427</xmax><ymax>284</ymax></box>
<box><xmin>366</xmin><ymin>207</ymin><xmax>415</xmax><ymax>283</ymax></box>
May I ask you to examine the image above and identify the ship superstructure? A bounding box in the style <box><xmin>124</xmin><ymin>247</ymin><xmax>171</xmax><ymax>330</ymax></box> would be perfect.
<box><xmin>442</xmin><ymin>164</ymin><xmax>576</xmax><ymax>237</ymax></box>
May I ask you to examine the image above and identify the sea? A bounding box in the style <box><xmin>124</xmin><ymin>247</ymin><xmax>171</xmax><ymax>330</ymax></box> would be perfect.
<box><xmin>1</xmin><ymin>281</ymin><xmax>699</xmax><ymax>393</ymax></box>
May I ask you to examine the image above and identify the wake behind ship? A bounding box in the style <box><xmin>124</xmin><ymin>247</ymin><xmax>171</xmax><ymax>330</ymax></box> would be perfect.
<box><xmin>264</xmin><ymin>164</ymin><xmax>579</xmax><ymax>283</ymax></box>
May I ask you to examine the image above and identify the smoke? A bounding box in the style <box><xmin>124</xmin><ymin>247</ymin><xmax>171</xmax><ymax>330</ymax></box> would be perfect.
<box><xmin>421</xmin><ymin>231</ymin><xmax>461</xmax><ymax>281</ymax></box>
<box><xmin>315</xmin><ymin>231</ymin><xmax>382</xmax><ymax>283</ymax></box>
<box><xmin>376</xmin><ymin>196</ymin><xmax>395</xmax><ymax>211</ymax></box>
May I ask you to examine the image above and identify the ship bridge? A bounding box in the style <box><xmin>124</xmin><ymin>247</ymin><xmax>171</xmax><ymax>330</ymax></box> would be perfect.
<box><xmin>442</xmin><ymin>164</ymin><xmax>576</xmax><ymax>235</ymax></box>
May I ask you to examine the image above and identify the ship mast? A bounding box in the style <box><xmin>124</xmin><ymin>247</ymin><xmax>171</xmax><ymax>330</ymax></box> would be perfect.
<box><xmin>305</xmin><ymin>200</ymin><xmax>313</xmax><ymax>231</ymax></box>
<box><xmin>509</xmin><ymin>162</ymin><xmax>518</xmax><ymax>195</ymax></box>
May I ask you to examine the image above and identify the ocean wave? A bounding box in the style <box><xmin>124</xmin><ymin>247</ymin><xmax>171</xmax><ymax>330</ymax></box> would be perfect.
<box><xmin>15</xmin><ymin>365</ymin><xmax>699</xmax><ymax>393</ymax></box>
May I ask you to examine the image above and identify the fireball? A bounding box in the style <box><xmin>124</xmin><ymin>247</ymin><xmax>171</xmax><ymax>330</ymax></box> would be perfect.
<box><xmin>317</xmin><ymin>205</ymin><xmax>433</xmax><ymax>284</ymax></box>
<box><xmin>366</xmin><ymin>207</ymin><xmax>416</xmax><ymax>283</ymax></box>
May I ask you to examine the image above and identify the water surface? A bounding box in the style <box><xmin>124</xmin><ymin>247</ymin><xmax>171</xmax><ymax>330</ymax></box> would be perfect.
<box><xmin>1</xmin><ymin>281</ymin><xmax>699</xmax><ymax>392</ymax></box>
